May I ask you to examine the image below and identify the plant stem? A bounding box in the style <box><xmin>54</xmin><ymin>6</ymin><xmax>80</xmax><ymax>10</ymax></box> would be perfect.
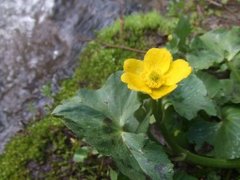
<box><xmin>77</xmin><ymin>35</ymin><xmax>146</xmax><ymax>54</ymax></box>
<box><xmin>152</xmin><ymin>100</ymin><xmax>240</xmax><ymax>168</ymax></box>
<box><xmin>101</xmin><ymin>42</ymin><xmax>146</xmax><ymax>53</ymax></box>
<box><xmin>159</xmin><ymin>122</ymin><xmax>240</xmax><ymax>168</ymax></box>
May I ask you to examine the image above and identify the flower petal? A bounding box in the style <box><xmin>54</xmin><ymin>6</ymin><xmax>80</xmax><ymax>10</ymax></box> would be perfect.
<box><xmin>123</xmin><ymin>58</ymin><xmax>144</xmax><ymax>75</ymax></box>
<box><xmin>121</xmin><ymin>73</ymin><xmax>151</xmax><ymax>94</ymax></box>
<box><xmin>144</xmin><ymin>48</ymin><xmax>172</xmax><ymax>74</ymax></box>
<box><xmin>149</xmin><ymin>85</ymin><xmax>177</xmax><ymax>100</ymax></box>
<box><xmin>164</xmin><ymin>59</ymin><xmax>192</xmax><ymax>86</ymax></box>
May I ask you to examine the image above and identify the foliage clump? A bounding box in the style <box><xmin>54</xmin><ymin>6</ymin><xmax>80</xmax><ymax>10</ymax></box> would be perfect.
<box><xmin>53</xmin><ymin>12</ymin><xmax>240</xmax><ymax>180</ymax></box>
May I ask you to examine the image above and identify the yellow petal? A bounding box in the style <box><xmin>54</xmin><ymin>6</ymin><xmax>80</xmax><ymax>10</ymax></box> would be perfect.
<box><xmin>144</xmin><ymin>48</ymin><xmax>172</xmax><ymax>74</ymax></box>
<box><xmin>123</xmin><ymin>58</ymin><xmax>144</xmax><ymax>75</ymax></box>
<box><xmin>149</xmin><ymin>85</ymin><xmax>177</xmax><ymax>100</ymax></box>
<box><xmin>121</xmin><ymin>73</ymin><xmax>151</xmax><ymax>94</ymax></box>
<box><xmin>164</xmin><ymin>59</ymin><xmax>192</xmax><ymax>86</ymax></box>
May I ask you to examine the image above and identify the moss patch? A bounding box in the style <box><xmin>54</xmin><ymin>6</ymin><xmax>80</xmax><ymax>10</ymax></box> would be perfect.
<box><xmin>0</xmin><ymin>12</ymin><xmax>175</xmax><ymax>179</ymax></box>
<box><xmin>0</xmin><ymin>117</ymin><xmax>62</xmax><ymax>179</ymax></box>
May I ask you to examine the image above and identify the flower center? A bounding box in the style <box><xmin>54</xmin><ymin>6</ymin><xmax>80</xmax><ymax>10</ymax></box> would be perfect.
<box><xmin>149</xmin><ymin>71</ymin><xmax>160</xmax><ymax>82</ymax></box>
<box><xmin>143</xmin><ymin>71</ymin><xmax>164</xmax><ymax>88</ymax></box>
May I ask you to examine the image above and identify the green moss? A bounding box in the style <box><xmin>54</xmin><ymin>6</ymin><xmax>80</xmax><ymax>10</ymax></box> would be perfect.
<box><xmin>99</xmin><ymin>11</ymin><xmax>177</xmax><ymax>41</ymax></box>
<box><xmin>0</xmin><ymin>116</ymin><xmax>62</xmax><ymax>179</ymax></box>
<box><xmin>0</xmin><ymin>12</ymin><xmax>175</xmax><ymax>179</ymax></box>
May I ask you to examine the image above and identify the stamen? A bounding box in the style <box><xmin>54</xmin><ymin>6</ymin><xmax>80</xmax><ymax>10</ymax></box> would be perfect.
<box><xmin>149</xmin><ymin>71</ymin><xmax>160</xmax><ymax>82</ymax></box>
<box><xmin>142</xmin><ymin>70</ymin><xmax>164</xmax><ymax>88</ymax></box>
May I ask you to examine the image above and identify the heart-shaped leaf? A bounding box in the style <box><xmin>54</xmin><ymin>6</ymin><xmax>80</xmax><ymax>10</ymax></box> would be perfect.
<box><xmin>168</xmin><ymin>74</ymin><xmax>217</xmax><ymax>120</ymax></box>
<box><xmin>187</xmin><ymin>27</ymin><xmax>240</xmax><ymax>70</ymax></box>
<box><xmin>53</xmin><ymin>72</ymin><xmax>173</xmax><ymax>180</ymax></box>
<box><xmin>188</xmin><ymin>106</ymin><xmax>240</xmax><ymax>159</ymax></box>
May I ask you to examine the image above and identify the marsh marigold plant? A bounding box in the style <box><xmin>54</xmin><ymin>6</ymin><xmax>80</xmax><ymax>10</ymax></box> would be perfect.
<box><xmin>53</xmin><ymin>22</ymin><xmax>240</xmax><ymax>180</ymax></box>
<box><xmin>121</xmin><ymin>48</ymin><xmax>192</xmax><ymax>99</ymax></box>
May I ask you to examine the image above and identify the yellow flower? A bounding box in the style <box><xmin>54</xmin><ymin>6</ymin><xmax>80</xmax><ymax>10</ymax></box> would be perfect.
<box><xmin>121</xmin><ymin>48</ymin><xmax>192</xmax><ymax>100</ymax></box>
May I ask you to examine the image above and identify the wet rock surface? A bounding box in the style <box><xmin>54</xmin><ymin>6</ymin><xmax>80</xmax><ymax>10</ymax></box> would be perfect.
<box><xmin>0</xmin><ymin>0</ymin><xmax>162</xmax><ymax>152</ymax></box>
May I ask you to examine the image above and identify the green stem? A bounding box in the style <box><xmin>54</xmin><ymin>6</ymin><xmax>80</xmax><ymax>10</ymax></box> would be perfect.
<box><xmin>152</xmin><ymin>100</ymin><xmax>240</xmax><ymax>168</ymax></box>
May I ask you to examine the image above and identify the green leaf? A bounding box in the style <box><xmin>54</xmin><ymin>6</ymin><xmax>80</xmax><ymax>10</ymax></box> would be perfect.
<box><xmin>168</xmin><ymin>74</ymin><xmax>217</xmax><ymax>120</ymax></box>
<box><xmin>196</xmin><ymin>71</ymin><xmax>235</xmax><ymax>106</ymax></box>
<box><xmin>187</xmin><ymin>37</ymin><xmax>222</xmax><ymax>70</ymax></box>
<box><xmin>187</xmin><ymin>27</ymin><xmax>240</xmax><ymax>70</ymax></box>
<box><xmin>52</xmin><ymin>72</ymin><xmax>173</xmax><ymax>180</ymax></box>
<box><xmin>188</xmin><ymin>106</ymin><xmax>240</xmax><ymax>159</ymax></box>
<box><xmin>229</xmin><ymin>58</ymin><xmax>240</xmax><ymax>103</ymax></box>
<box><xmin>230</xmin><ymin>74</ymin><xmax>240</xmax><ymax>104</ymax></box>
<box><xmin>201</xmin><ymin>27</ymin><xmax>240</xmax><ymax>61</ymax></box>
<box><xmin>216</xmin><ymin>79</ymin><xmax>234</xmax><ymax>105</ymax></box>
<box><xmin>168</xmin><ymin>16</ymin><xmax>191</xmax><ymax>55</ymax></box>
<box><xmin>122</xmin><ymin>133</ymin><xmax>174</xmax><ymax>180</ymax></box>
<box><xmin>174</xmin><ymin>16</ymin><xmax>191</xmax><ymax>46</ymax></box>
<box><xmin>196</xmin><ymin>71</ymin><xmax>222</xmax><ymax>98</ymax></box>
